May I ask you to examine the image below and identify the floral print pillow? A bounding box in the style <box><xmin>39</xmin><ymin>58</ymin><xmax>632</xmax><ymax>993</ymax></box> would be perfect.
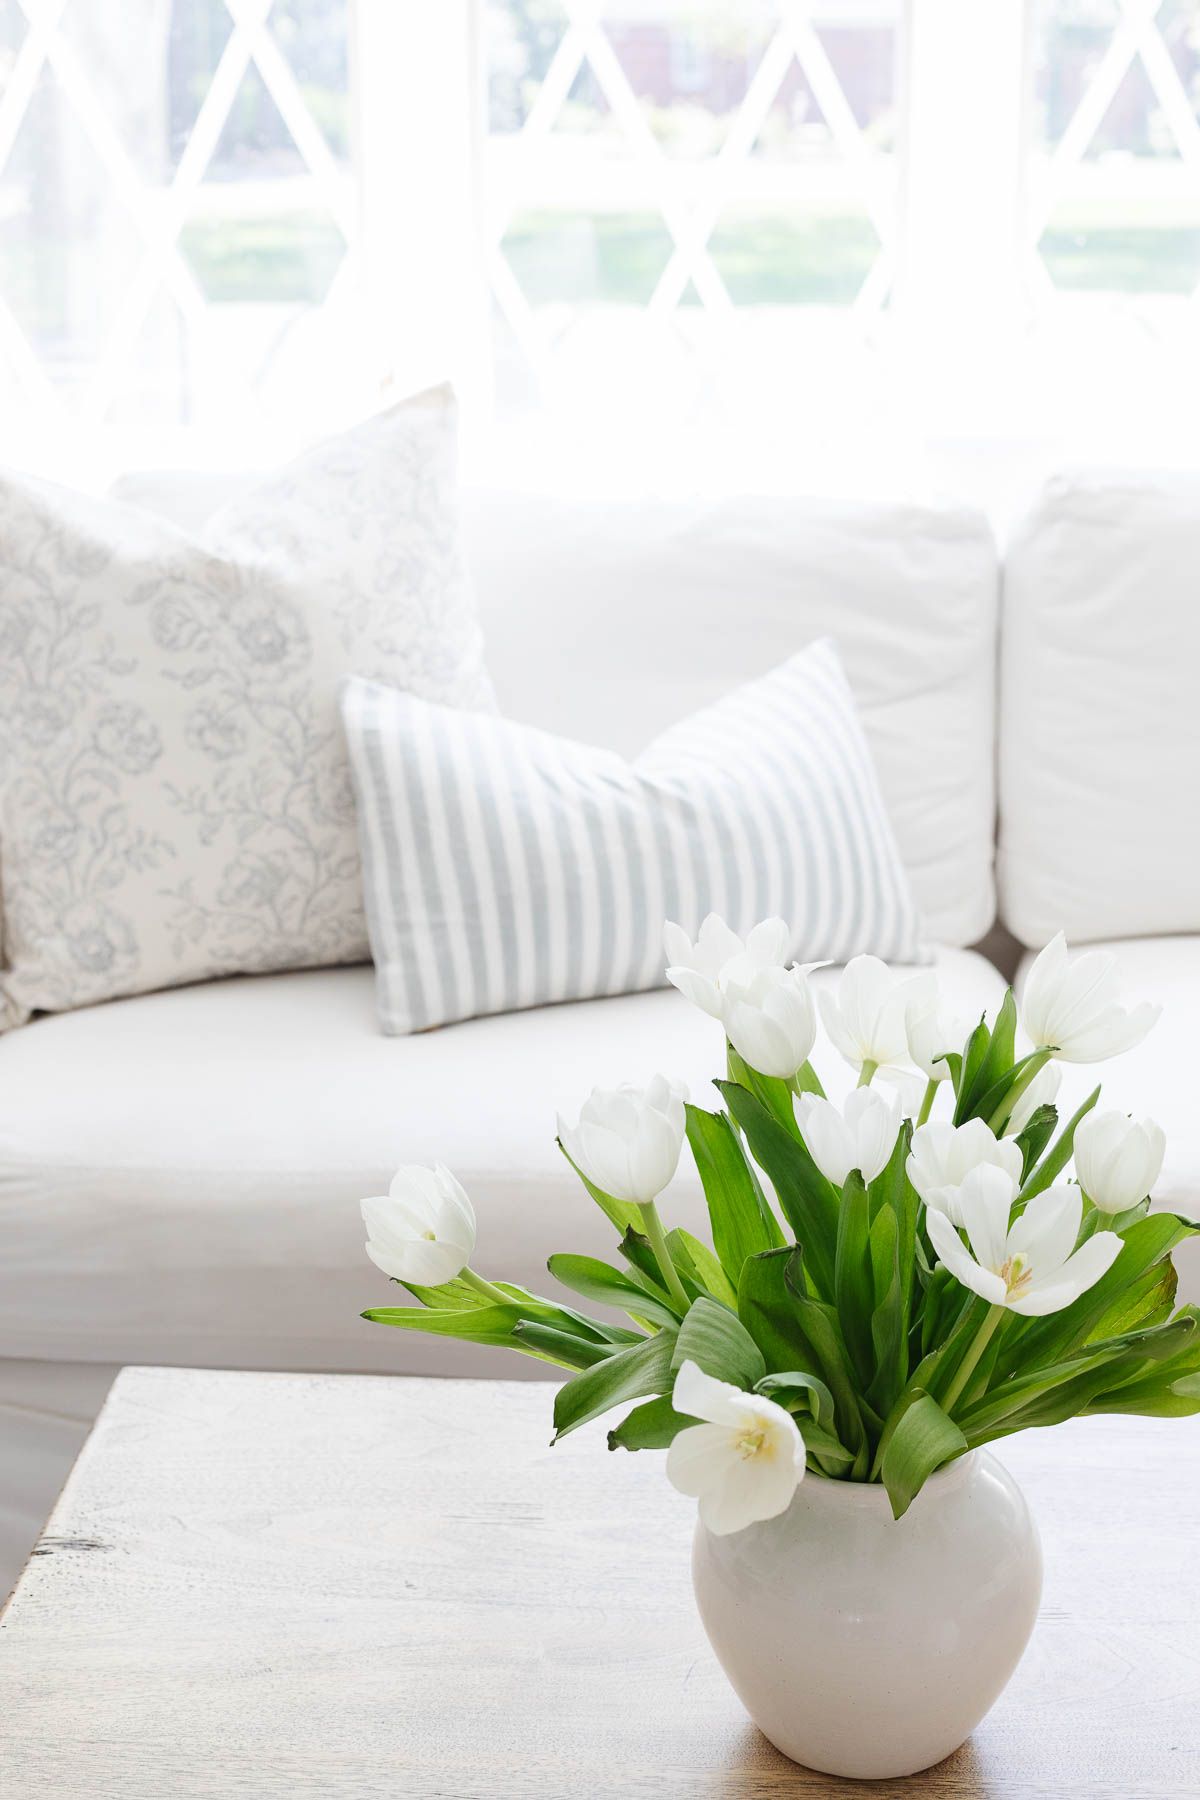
<box><xmin>0</xmin><ymin>384</ymin><xmax>493</xmax><ymax>1030</ymax></box>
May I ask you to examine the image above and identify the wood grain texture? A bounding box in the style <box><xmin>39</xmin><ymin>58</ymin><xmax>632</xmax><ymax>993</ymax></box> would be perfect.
<box><xmin>0</xmin><ymin>1367</ymin><xmax>1197</xmax><ymax>1799</ymax></box>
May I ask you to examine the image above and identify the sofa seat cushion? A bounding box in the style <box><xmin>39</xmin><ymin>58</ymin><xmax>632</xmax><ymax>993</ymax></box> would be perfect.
<box><xmin>0</xmin><ymin>951</ymin><xmax>1006</xmax><ymax>1373</ymax></box>
<box><xmin>1016</xmin><ymin>937</ymin><xmax>1200</xmax><ymax>1225</ymax></box>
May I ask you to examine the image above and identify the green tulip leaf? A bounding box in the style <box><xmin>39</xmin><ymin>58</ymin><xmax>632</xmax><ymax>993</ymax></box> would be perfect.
<box><xmin>667</xmin><ymin>1227</ymin><xmax>738</xmax><ymax>1309</ymax></box>
<box><xmin>552</xmin><ymin>1327</ymin><xmax>679</xmax><ymax>1441</ymax></box>
<box><xmin>606</xmin><ymin>1396</ymin><xmax>696</xmax><ymax>1451</ymax></box>
<box><xmin>718</xmin><ymin>1079</ymin><xmax>839</xmax><ymax>1298</ymax></box>
<box><xmin>797</xmin><ymin>1421</ymin><xmax>856</xmax><ymax>1467</ymax></box>
<box><xmin>686</xmin><ymin>1102</ymin><xmax>783</xmax><ymax>1281</ymax></box>
<box><xmin>951</xmin><ymin>1016</ymin><xmax>990</xmax><ymax>1115</ymax></box>
<box><xmin>672</xmin><ymin>1294</ymin><xmax>767</xmax><ymax>1390</ymax></box>
<box><xmin>1017</xmin><ymin>1086</ymin><xmax>1101</xmax><ymax>1204</ymax></box>
<box><xmin>835</xmin><ymin>1171</ymin><xmax>875</xmax><ymax>1387</ymax></box>
<box><xmin>756</xmin><ymin>1369</ymin><xmax>838</xmax><ymax>1436</ymax></box>
<box><xmin>880</xmin><ymin>1391</ymin><xmax>968</xmax><ymax>1519</ymax></box>
<box><xmin>954</xmin><ymin>991</ymin><xmax>1017</xmax><ymax>1123</ymax></box>
<box><xmin>725</xmin><ymin>1045</ymin><xmax>801</xmax><ymax>1136</ymax></box>
<box><xmin>547</xmin><ymin>1253</ymin><xmax>682</xmax><ymax>1328</ymax></box>
<box><xmin>1013</xmin><ymin>1104</ymin><xmax>1058</xmax><ymax>1184</ymax></box>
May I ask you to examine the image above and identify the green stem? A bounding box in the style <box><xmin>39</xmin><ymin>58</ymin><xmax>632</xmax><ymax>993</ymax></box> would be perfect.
<box><xmin>916</xmin><ymin>1078</ymin><xmax>938</xmax><ymax>1127</ymax></box>
<box><xmin>987</xmin><ymin>1048</ymin><xmax>1053</xmax><ymax>1135</ymax></box>
<box><xmin>941</xmin><ymin>1304</ymin><xmax>1006</xmax><ymax>1416</ymax></box>
<box><xmin>637</xmin><ymin>1201</ymin><xmax>691</xmax><ymax>1312</ymax></box>
<box><xmin>857</xmin><ymin>1059</ymin><xmax>878</xmax><ymax>1089</ymax></box>
<box><xmin>459</xmin><ymin>1267</ymin><xmax>515</xmax><ymax>1308</ymax></box>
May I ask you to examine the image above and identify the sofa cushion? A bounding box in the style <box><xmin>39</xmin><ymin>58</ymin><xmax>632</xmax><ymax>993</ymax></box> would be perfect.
<box><xmin>0</xmin><ymin>388</ymin><xmax>492</xmax><ymax>1031</ymax></box>
<box><xmin>464</xmin><ymin>489</ymin><xmax>998</xmax><ymax>950</ymax></box>
<box><xmin>343</xmin><ymin>640</ymin><xmax>925</xmax><ymax>1034</ymax></box>
<box><xmin>1001</xmin><ymin>470</ymin><xmax>1200</xmax><ymax>946</ymax></box>
<box><xmin>115</xmin><ymin>474</ymin><xmax>1001</xmax><ymax>951</ymax></box>
<box><xmin>0</xmin><ymin>950</ymin><xmax>1006</xmax><ymax>1372</ymax></box>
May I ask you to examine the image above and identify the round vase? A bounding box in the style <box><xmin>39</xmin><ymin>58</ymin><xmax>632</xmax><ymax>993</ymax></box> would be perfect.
<box><xmin>690</xmin><ymin>1450</ymin><xmax>1042</xmax><ymax>1781</ymax></box>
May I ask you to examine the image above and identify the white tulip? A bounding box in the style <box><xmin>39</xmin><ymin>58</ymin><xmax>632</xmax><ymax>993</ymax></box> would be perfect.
<box><xmin>1020</xmin><ymin>932</ymin><xmax>1160</xmax><ymax>1064</ymax></box>
<box><xmin>797</xmin><ymin>1088</ymin><xmax>902</xmax><ymax>1187</ymax></box>
<box><xmin>722</xmin><ymin>963</ymin><xmax>818</xmax><ymax>1079</ymax></box>
<box><xmin>1005</xmin><ymin>1062</ymin><xmax>1061</xmax><ymax>1137</ymax></box>
<box><xmin>664</xmin><ymin>913</ymin><xmax>790</xmax><ymax>1020</ymax></box>
<box><xmin>557</xmin><ymin>1074</ymin><xmax>688</xmax><ymax>1206</ymax></box>
<box><xmin>1074</xmin><ymin>1110</ymin><xmax>1166</xmax><ymax>1216</ymax></box>
<box><xmin>907</xmin><ymin>1119</ymin><xmax>1024</xmax><ymax>1227</ymax></box>
<box><xmin>926</xmin><ymin>1164</ymin><xmax>1121</xmax><ymax>1316</ymax></box>
<box><xmin>362</xmin><ymin>1164</ymin><xmax>477</xmax><ymax>1287</ymax></box>
<box><xmin>905</xmin><ymin>982</ymin><xmax>971</xmax><ymax>1084</ymax></box>
<box><xmin>666</xmin><ymin>1359</ymin><xmax>806</xmax><ymax>1536</ymax></box>
<box><xmin>819</xmin><ymin>954</ymin><xmax>914</xmax><ymax>1076</ymax></box>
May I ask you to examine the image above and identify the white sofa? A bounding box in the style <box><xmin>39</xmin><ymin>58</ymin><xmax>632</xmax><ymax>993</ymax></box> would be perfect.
<box><xmin>1</xmin><ymin>468</ymin><xmax>1196</xmax><ymax>1597</ymax></box>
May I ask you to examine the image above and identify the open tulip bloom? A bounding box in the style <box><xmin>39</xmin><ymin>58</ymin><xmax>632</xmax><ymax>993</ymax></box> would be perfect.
<box><xmin>361</xmin><ymin>922</ymin><xmax>1200</xmax><ymax>1531</ymax></box>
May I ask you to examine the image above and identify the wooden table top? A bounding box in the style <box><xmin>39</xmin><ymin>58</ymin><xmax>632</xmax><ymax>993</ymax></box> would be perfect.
<box><xmin>0</xmin><ymin>1367</ymin><xmax>1197</xmax><ymax>1799</ymax></box>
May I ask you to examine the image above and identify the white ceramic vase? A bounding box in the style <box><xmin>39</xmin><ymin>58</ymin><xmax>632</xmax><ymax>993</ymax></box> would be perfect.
<box><xmin>691</xmin><ymin>1450</ymin><xmax>1042</xmax><ymax>1781</ymax></box>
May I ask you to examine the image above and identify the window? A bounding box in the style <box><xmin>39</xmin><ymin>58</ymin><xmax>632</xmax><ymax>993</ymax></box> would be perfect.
<box><xmin>484</xmin><ymin>1</ymin><xmax>903</xmax><ymax>432</ymax></box>
<box><xmin>0</xmin><ymin>0</ymin><xmax>357</xmax><ymax>479</ymax></box>
<box><xmin>2</xmin><ymin>1</ymin><xmax>1199</xmax><ymax>484</ymax></box>
<box><xmin>1032</xmin><ymin>0</ymin><xmax>1200</xmax><ymax>297</ymax></box>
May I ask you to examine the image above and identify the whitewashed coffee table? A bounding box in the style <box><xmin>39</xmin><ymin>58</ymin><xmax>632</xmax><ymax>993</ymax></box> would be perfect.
<box><xmin>1</xmin><ymin>1367</ymin><xmax>1197</xmax><ymax>1797</ymax></box>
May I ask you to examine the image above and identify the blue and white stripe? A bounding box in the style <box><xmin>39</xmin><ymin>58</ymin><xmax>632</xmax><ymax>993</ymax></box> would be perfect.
<box><xmin>342</xmin><ymin>637</ymin><xmax>925</xmax><ymax>1034</ymax></box>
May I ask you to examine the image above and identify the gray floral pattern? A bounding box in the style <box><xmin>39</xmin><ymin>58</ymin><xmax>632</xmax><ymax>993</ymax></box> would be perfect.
<box><xmin>0</xmin><ymin>384</ymin><xmax>493</xmax><ymax>1030</ymax></box>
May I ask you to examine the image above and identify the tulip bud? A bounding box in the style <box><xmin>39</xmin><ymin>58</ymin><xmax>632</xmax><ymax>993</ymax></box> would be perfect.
<box><xmin>907</xmin><ymin>1119</ymin><xmax>1024</xmax><ymax>1226</ymax></box>
<box><xmin>1073</xmin><ymin>1109</ymin><xmax>1166</xmax><ymax>1215</ymax></box>
<box><xmin>664</xmin><ymin>913</ymin><xmax>790</xmax><ymax>1020</ymax></box>
<box><xmin>362</xmin><ymin>1164</ymin><xmax>476</xmax><ymax>1287</ymax></box>
<box><xmin>905</xmin><ymin>983</ymin><xmax>970</xmax><ymax>1084</ymax></box>
<box><xmin>1020</xmin><ymin>932</ymin><xmax>1160</xmax><ymax>1064</ymax></box>
<box><xmin>558</xmin><ymin>1074</ymin><xmax>688</xmax><ymax>1206</ymax></box>
<box><xmin>722</xmin><ymin>964</ymin><xmax>817</xmax><ymax>1079</ymax></box>
<box><xmin>819</xmin><ymin>954</ymin><xmax>915</xmax><ymax>1075</ymax></box>
<box><xmin>796</xmin><ymin>1088</ymin><xmax>902</xmax><ymax>1187</ymax></box>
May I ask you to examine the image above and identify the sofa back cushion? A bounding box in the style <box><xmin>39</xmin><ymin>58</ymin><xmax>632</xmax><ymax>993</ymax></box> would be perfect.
<box><xmin>462</xmin><ymin>489</ymin><xmax>998</xmax><ymax>948</ymax></box>
<box><xmin>1000</xmin><ymin>470</ymin><xmax>1200</xmax><ymax>947</ymax></box>
<box><xmin>116</xmin><ymin>474</ymin><xmax>1000</xmax><ymax>950</ymax></box>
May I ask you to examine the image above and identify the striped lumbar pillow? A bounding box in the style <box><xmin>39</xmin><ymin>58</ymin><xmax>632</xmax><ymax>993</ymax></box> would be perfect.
<box><xmin>342</xmin><ymin>637</ymin><xmax>925</xmax><ymax>1034</ymax></box>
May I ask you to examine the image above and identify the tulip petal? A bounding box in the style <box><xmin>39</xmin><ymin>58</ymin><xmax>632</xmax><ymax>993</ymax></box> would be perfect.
<box><xmin>956</xmin><ymin>1163</ymin><xmax>1016</xmax><ymax>1274</ymax></box>
<box><xmin>745</xmin><ymin>916</ymin><xmax>791</xmax><ymax>967</ymax></box>
<box><xmin>666</xmin><ymin>964</ymin><xmax>724</xmax><ymax>1019</ymax></box>
<box><xmin>697</xmin><ymin>913</ymin><xmax>744</xmax><ymax>966</ymax></box>
<box><xmin>926</xmin><ymin>1207</ymin><xmax>1007</xmax><ymax>1304</ymax></box>
<box><xmin>1007</xmin><ymin>1182</ymin><xmax>1082</xmax><ymax>1276</ymax></box>
<box><xmin>1020</xmin><ymin>931</ymin><xmax>1069</xmax><ymax>1042</ymax></box>
<box><xmin>1048</xmin><ymin>949</ymin><xmax>1120</xmax><ymax>1040</ymax></box>
<box><xmin>1059</xmin><ymin>1001</ymin><xmax>1161</xmax><ymax>1064</ymax></box>
<box><xmin>1007</xmin><ymin>1230</ymin><xmax>1123</xmax><ymax>1315</ymax></box>
<box><xmin>672</xmin><ymin>1358</ymin><xmax>747</xmax><ymax>1427</ymax></box>
<box><xmin>698</xmin><ymin>1443</ymin><xmax>801</xmax><ymax>1536</ymax></box>
<box><xmin>665</xmin><ymin>1422</ymin><xmax>740</xmax><ymax>1497</ymax></box>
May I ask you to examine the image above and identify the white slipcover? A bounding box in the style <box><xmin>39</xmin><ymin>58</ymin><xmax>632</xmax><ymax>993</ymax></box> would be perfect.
<box><xmin>1001</xmin><ymin>470</ymin><xmax>1200</xmax><ymax>946</ymax></box>
<box><xmin>0</xmin><ymin>951</ymin><xmax>1006</xmax><ymax>1374</ymax></box>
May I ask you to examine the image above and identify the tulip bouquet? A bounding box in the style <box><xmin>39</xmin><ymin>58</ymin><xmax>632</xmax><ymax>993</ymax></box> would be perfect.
<box><xmin>361</xmin><ymin>923</ymin><xmax>1200</xmax><ymax>1532</ymax></box>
